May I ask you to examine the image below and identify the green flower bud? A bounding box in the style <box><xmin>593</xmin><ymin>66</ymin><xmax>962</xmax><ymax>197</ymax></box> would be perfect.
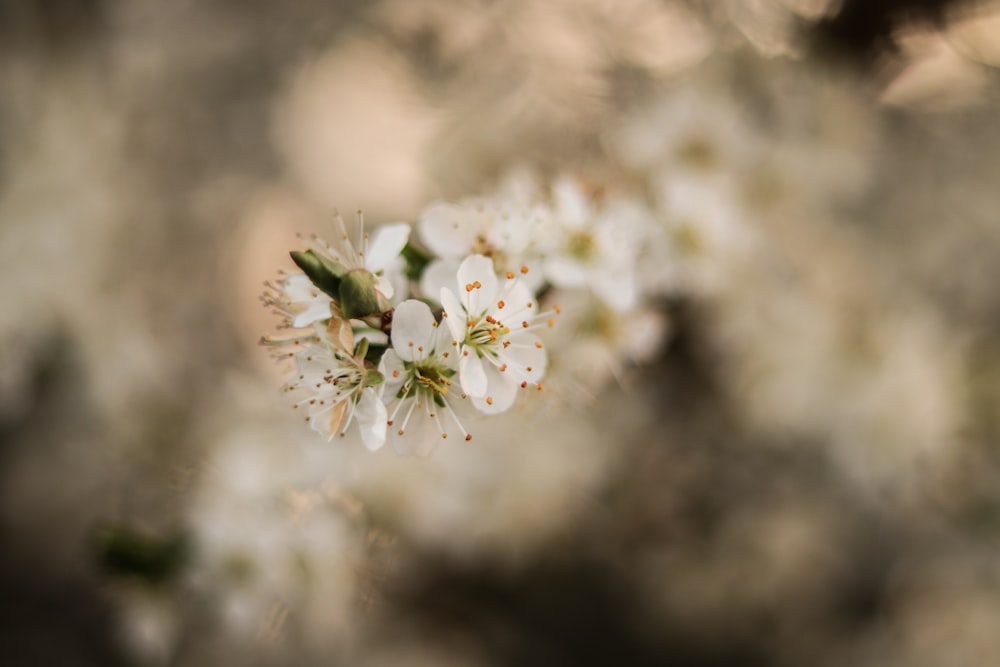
<box><xmin>339</xmin><ymin>269</ymin><xmax>381</xmax><ymax>319</ymax></box>
<box><xmin>290</xmin><ymin>249</ymin><xmax>348</xmax><ymax>299</ymax></box>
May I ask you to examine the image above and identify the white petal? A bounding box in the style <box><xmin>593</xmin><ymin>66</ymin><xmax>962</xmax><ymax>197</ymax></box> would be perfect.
<box><xmin>432</xmin><ymin>325</ymin><xmax>460</xmax><ymax>368</ymax></box>
<box><xmin>439</xmin><ymin>287</ymin><xmax>467</xmax><ymax>342</ymax></box>
<box><xmin>387</xmin><ymin>401</ymin><xmax>439</xmax><ymax>456</ymax></box>
<box><xmin>494</xmin><ymin>280</ymin><xmax>536</xmax><ymax>320</ymax></box>
<box><xmin>471</xmin><ymin>366</ymin><xmax>518</xmax><ymax>414</ymax></box>
<box><xmin>500</xmin><ymin>333</ymin><xmax>547</xmax><ymax>384</ymax></box>
<box><xmin>365</xmin><ymin>223</ymin><xmax>410</xmax><ymax>272</ymax></box>
<box><xmin>373</xmin><ymin>274</ymin><xmax>394</xmax><ymax>300</ymax></box>
<box><xmin>390</xmin><ymin>300</ymin><xmax>437</xmax><ymax>362</ymax></box>
<box><xmin>485</xmin><ymin>203</ymin><xmax>539</xmax><ymax>255</ymax></box>
<box><xmin>283</xmin><ymin>273</ymin><xmax>324</xmax><ymax>301</ymax></box>
<box><xmin>459</xmin><ymin>351</ymin><xmax>488</xmax><ymax>397</ymax></box>
<box><xmin>543</xmin><ymin>255</ymin><xmax>588</xmax><ymax>288</ymax></box>
<box><xmin>419</xmin><ymin>258</ymin><xmax>461</xmax><ymax>306</ymax></box>
<box><xmin>383</xmin><ymin>256</ymin><xmax>410</xmax><ymax>305</ymax></box>
<box><xmin>379</xmin><ymin>349</ymin><xmax>406</xmax><ymax>394</ymax></box>
<box><xmin>553</xmin><ymin>178</ymin><xmax>589</xmax><ymax>229</ymax></box>
<box><xmin>356</xmin><ymin>388</ymin><xmax>387</xmax><ymax>451</ymax></box>
<box><xmin>292</xmin><ymin>301</ymin><xmax>332</xmax><ymax>328</ymax></box>
<box><xmin>355</xmin><ymin>328</ymin><xmax>389</xmax><ymax>347</ymax></box>
<box><xmin>419</xmin><ymin>201</ymin><xmax>482</xmax><ymax>257</ymax></box>
<box><xmin>309</xmin><ymin>399</ymin><xmax>349</xmax><ymax>440</ymax></box>
<box><xmin>591</xmin><ymin>266</ymin><xmax>639</xmax><ymax>313</ymax></box>
<box><xmin>456</xmin><ymin>254</ymin><xmax>499</xmax><ymax>310</ymax></box>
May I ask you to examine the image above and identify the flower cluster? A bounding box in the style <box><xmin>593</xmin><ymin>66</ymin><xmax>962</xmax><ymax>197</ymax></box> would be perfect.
<box><xmin>263</xmin><ymin>208</ymin><xmax>564</xmax><ymax>455</ymax></box>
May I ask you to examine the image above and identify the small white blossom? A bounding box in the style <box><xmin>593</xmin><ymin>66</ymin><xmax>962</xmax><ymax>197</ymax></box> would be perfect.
<box><xmin>537</xmin><ymin>177</ymin><xmax>649</xmax><ymax>312</ymax></box>
<box><xmin>641</xmin><ymin>175</ymin><xmax>754</xmax><ymax>296</ymax></box>
<box><xmin>440</xmin><ymin>255</ymin><xmax>555</xmax><ymax>414</ymax></box>
<box><xmin>281</xmin><ymin>318</ymin><xmax>387</xmax><ymax>450</ymax></box>
<box><xmin>380</xmin><ymin>299</ymin><xmax>471</xmax><ymax>455</ymax></box>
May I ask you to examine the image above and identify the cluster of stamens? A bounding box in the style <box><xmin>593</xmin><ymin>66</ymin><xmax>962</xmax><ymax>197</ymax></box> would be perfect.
<box><xmin>385</xmin><ymin>354</ymin><xmax>471</xmax><ymax>442</ymax></box>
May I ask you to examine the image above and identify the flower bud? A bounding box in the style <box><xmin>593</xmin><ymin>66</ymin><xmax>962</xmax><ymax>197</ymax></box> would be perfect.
<box><xmin>339</xmin><ymin>269</ymin><xmax>381</xmax><ymax>319</ymax></box>
<box><xmin>290</xmin><ymin>249</ymin><xmax>348</xmax><ymax>299</ymax></box>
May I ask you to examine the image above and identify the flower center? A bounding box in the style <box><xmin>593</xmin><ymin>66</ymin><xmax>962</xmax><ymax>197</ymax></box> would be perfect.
<box><xmin>465</xmin><ymin>315</ymin><xmax>510</xmax><ymax>359</ymax></box>
<box><xmin>566</xmin><ymin>231</ymin><xmax>596</xmax><ymax>262</ymax></box>
<box><xmin>397</xmin><ymin>359</ymin><xmax>455</xmax><ymax>399</ymax></box>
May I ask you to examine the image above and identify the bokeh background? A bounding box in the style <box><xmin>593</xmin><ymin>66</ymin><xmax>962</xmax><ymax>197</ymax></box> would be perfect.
<box><xmin>5</xmin><ymin>0</ymin><xmax>1000</xmax><ymax>665</ymax></box>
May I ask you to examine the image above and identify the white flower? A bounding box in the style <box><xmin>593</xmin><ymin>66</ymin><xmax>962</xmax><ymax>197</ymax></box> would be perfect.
<box><xmin>380</xmin><ymin>299</ymin><xmax>471</xmax><ymax>455</ymax></box>
<box><xmin>283</xmin><ymin>317</ymin><xmax>387</xmax><ymax>450</ymax></box>
<box><xmin>439</xmin><ymin>255</ymin><xmax>554</xmax><ymax>414</ymax></box>
<box><xmin>537</xmin><ymin>177</ymin><xmax>649</xmax><ymax>313</ymax></box>
<box><xmin>641</xmin><ymin>175</ymin><xmax>754</xmax><ymax>296</ymax></box>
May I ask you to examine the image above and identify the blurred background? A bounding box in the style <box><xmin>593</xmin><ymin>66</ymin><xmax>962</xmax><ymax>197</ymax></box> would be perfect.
<box><xmin>4</xmin><ymin>0</ymin><xmax>1000</xmax><ymax>665</ymax></box>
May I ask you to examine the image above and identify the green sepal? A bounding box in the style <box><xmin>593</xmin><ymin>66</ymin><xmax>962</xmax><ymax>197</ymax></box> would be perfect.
<box><xmin>366</xmin><ymin>370</ymin><xmax>385</xmax><ymax>386</ymax></box>
<box><xmin>433</xmin><ymin>393</ymin><xmax>446</xmax><ymax>408</ymax></box>
<box><xmin>400</xmin><ymin>242</ymin><xmax>432</xmax><ymax>282</ymax></box>
<box><xmin>339</xmin><ymin>270</ymin><xmax>381</xmax><ymax>319</ymax></box>
<box><xmin>354</xmin><ymin>336</ymin><xmax>370</xmax><ymax>362</ymax></box>
<box><xmin>290</xmin><ymin>249</ymin><xmax>348</xmax><ymax>299</ymax></box>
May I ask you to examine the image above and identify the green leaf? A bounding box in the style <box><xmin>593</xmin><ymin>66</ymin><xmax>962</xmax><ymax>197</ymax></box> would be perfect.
<box><xmin>400</xmin><ymin>243</ymin><xmax>432</xmax><ymax>282</ymax></box>
<box><xmin>339</xmin><ymin>270</ymin><xmax>381</xmax><ymax>319</ymax></box>
<box><xmin>290</xmin><ymin>249</ymin><xmax>348</xmax><ymax>299</ymax></box>
<box><xmin>366</xmin><ymin>369</ymin><xmax>385</xmax><ymax>385</ymax></box>
<box><xmin>93</xmin><ymin>523</ymin><xmax>189</xmax><ymax>586</ymax></box>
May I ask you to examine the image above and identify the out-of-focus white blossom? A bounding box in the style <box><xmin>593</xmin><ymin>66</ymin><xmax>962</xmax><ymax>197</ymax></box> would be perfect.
<box><xmin>536</xmin><ymin>177</ymin><xmax>651</xmax><ymax>312</ymax></box>
<box><xmin>643</xmin><ymin>175</ymin><xmax>756</xmax><ymax>296</ymax></box>
<box><xmin>540</xmin><ymin>288</ymin><xmax>668</xmax><ymax>398</ymax></box>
